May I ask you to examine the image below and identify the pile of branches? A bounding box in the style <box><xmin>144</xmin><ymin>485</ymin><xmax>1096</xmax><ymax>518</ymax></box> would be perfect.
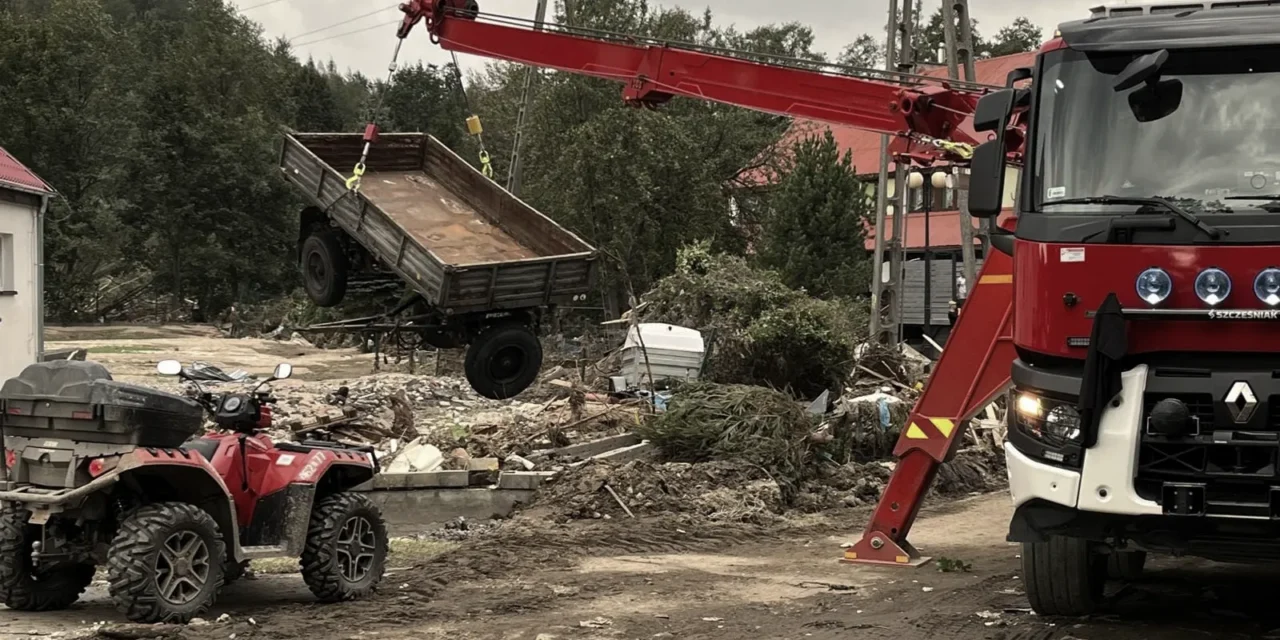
<box><xmin>640</xmin><ymin>243</ymin><xmax>867</xmax><ymax>399</ymax></box>
<box><xmin>637</xmin><ymin>382</ymin><xmax>820</xmax><ymax>504</ymax></box>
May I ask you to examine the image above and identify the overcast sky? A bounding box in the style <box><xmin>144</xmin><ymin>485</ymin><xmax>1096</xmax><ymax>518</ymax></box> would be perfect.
<box><xmin>231</xmin><ymin>0</ymin><xmax>1110</xmax><ymax>79</ymax></box>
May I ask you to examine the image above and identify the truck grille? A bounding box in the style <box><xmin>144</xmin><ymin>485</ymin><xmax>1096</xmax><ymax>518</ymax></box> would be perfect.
<box><xmin>1142</xmin><ymin>392</ymin><xmax>1215</xmax><ymax>430</ymax></box>
<box><xmin>1136</xmin><ymin>393</ymin><xmax>1280</xmax><ymax>513</ymax></box>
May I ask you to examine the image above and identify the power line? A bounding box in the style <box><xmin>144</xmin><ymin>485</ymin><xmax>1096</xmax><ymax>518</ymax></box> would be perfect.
<box><xmin>288</xmin><ymin>4</ymin><xmax>400</xmax><ymax>43</ymax></box>
<box><xmin>291</xmin><ymin>20</ymin><xmax>399</xmax><ymax>48</ymax></box>
<box><xmin>239</xmin><ymin>0</ymin><xmax>287</xmax><ymax>11</ymax></box>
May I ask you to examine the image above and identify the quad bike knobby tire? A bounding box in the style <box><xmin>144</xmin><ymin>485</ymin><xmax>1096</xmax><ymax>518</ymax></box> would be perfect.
<box><xmin>0</xmin><ymin>507</ymin><xmax>95</xmax><ymax>611</ymax></box>
<box><xmin>300</xmin><ymin>492</ymin><xmax>388</xmax><ymax>602</ymax></box>
<box><xmin>463</xmin><ymin>323</ymin><xmax>543</xmax><ymax>400</ymax></box>
<box><xmin>106</xmin><ymin>502</ymin><xmax>226</xmax><ymax>624</ymax></box>
<box><xmin>301</xmin><ymin>230</ymin><xmax>348</xmax><ymax>307</ymax></box>
<box><xmin>1022</xmin><ymin>536</ymin><xmax>1107</xmax><ymax>617</ymax></box>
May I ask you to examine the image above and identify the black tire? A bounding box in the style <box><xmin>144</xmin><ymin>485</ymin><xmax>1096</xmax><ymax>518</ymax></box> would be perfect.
<box><xmin>106</xmin><ymin>502</ymin><xmax>225</xmax><ymax>624</ymax></box>
<box><xmin>1022</xmin><ymin>537</ymin><xmax>1106</xmax><ymax>617</ymax></box>
<box><xmin>463</xmin><ymin>323</ymin><xmax>543</xmax><ymax>400</ymax></box>
<box><xmin>1106</xmin><ymin>549</ymin><xmax>1146</xmax><ymax>581</ymax></box>
<box><xmin>301</xmin><ymin>492</ymin><xmax>388</xmax><ymax>603</ymax></box>
<box><xmin>0</xmin><ymin>507</ymin><xmax>95</xmax><ymax>611</ymax></box>
<box><xmin>301</xmin><ymin>231</ymin><xmax>348</xmax><ymax>307</ymax></box>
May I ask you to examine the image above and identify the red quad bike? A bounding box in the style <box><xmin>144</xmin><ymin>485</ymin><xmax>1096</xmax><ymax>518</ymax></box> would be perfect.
<box><xmin>0</xmin><ymin>359</ymin><xmax>389</xmax><ymax>623</ymax></box>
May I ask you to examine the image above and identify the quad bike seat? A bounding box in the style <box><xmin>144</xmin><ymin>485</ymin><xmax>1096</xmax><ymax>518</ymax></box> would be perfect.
<box><xmin>181</xmin><ymin>438</ymin><xmax>221</xmax><ymax>462</ymax></box>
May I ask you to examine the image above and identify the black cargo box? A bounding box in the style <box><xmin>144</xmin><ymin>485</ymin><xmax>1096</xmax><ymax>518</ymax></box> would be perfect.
<box><xmin>0</xmin><ymin>361</ymin><xmax>205</xmax><ymax>448</ymax></box>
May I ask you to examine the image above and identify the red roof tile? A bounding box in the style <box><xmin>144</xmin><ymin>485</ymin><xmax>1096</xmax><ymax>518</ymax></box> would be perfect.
<box><xmin>0</xmin><ymin>147</ymin><xmax>54</xmax><ymax>196</ymax></box>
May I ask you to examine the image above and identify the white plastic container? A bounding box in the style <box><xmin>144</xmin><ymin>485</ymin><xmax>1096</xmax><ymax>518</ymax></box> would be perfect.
<box><xmin>620</xmin><ymin>323</ymin><xmax>705</xmax><ymax>389</ymax></box>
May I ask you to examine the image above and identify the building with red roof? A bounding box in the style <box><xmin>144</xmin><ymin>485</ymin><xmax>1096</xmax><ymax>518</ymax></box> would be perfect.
<box><xmin>736</xmin><ymin>51</ymin><xmax>1037</xmax><ymax>333</ymax></box>
<box><xmin>0</xmin><ymin>146</ymin><xmax>54</xmax><ymax>381</ymax></box>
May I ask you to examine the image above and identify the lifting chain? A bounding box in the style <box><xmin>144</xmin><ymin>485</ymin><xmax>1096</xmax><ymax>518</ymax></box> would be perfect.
<box><xmin>346</xmin><ymin>39</ymin><xmax>411</xmax><ymax>192</ymax></box>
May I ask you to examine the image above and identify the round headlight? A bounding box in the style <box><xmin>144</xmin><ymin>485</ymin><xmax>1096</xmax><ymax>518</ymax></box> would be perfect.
<box><xmin>1195</xmin><ymin>268</ymin><xmax>1231</xmax><ymax>306</ymax></box>
<box><xmin>1045</xmin><ymin>405</ymin><xmax>1082</xmax><ymax>442</ymax></box>
<box><xmin>222</xmin><ymin>396</ymin><xmax>242</xmax><ymax>412</ymax></box>
<box><xmin>1256</xmin><ymin>268</ymin><xmax>1280</xmax><ymax>306</ymax></box>
<box><xmin>1136</xmin><ymin>267</ymin><xmax>1173</xmax><ymax>305</ymax></box>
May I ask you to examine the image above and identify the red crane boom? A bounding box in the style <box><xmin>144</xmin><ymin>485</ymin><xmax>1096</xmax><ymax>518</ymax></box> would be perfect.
<box><xmin>396</xmin><ymin>0</ymin><xmax>995</xmax><ymax>164</ymax></box>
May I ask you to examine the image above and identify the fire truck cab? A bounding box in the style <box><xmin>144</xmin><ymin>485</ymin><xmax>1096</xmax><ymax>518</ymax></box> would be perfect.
<box><xmin>969</xmin><ymin>0</ymin><xmax>1280</xmax><ymax>616</ymax></box>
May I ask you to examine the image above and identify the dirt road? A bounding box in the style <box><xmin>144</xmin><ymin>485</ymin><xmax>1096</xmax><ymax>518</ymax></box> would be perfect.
<box><xmin>7</xmin><ymin>493</ymin><xmax>1280</xmax><ymax>640</ymax></box>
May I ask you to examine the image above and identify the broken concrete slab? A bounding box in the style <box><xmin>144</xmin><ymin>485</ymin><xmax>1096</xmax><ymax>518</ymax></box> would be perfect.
<box><xmin>571</xmin><ymin>440</ymin><xmax>653</xmax><ymax>467</ymax></box>
<box><xmin>530</xmin><ymin>433</ymin><xmax>641</xmax><ymax>461</ymax></box>
<box><xmin>498</xmin><ymin>471</ymin><xmax>558</xmax><ymax>490</ymax></box>
<box><xmin>372</xmin><ymin>470</ymin><xmax>470</xmax><ymax>490</ymax></box>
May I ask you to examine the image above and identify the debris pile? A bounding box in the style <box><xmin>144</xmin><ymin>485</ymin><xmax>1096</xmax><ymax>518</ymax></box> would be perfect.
<box><xmin>639</xmin><ymin>244</ymin><xmax>867</xmax><ymax>399</ymax></box>
<box><xmin>638</xmin><ymin>382</ymin><xmax>818</xmax><ymax>503</ymax></box>
<box><xmin>536</xmin><ymin>460</ymin><xmax>783</xmax><ymax>523</ymax></box>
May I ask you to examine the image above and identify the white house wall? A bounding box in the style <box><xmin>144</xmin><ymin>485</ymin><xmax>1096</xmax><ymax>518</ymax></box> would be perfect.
<box><xmin>0</xmin><ymin>197</ymin><xmax>37</xmax><ymax>383</ymax></box>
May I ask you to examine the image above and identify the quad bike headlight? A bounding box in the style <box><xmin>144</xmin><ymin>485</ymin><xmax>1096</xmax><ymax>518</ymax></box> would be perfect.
<box><xmin>1136</xmin><ymin>267</ymin><xmax>1173</xmax><ymax>306</ymax></box>
<box><xmin>222</xmin><ymin>395</ymin><xmax>243</xmax><ymax>412</ymax></box>
<box><xmin>1256</xmin><ymin>268</ymin><xmax>1280</xmax><ymax>306</ymax></box>
<box><xmin>1195</xmin><ymin>267</ymin><xmax>1231</xmax><ymax>306</ymax></box>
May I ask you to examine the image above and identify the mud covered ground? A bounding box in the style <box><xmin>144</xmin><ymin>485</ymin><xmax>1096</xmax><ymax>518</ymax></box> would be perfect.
<box><xmin>5</xmin><ymin>494</ymin><xmax>1280</xmax><ymax>640</ymax></box>
<box><xmin>14</xmin><ymin>326</ymin><xmax>1280</xmax><ymax>640</ymax></box>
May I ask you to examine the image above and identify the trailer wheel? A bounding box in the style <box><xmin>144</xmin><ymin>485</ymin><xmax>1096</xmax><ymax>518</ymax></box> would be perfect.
<box><xmin>0</xmin><ymin>507</ymin><xmax>95</xmax><ymax>611</ymax></box>
<box><xmin>301</xmin><ymin>231</ymin><xmax>348</xmax><ymax>307</ymax></box>
<box><xmin>464</xmin><ymin>323</ymin><xmax>543</xmax><ymax>400</ymax></box>
<box><xmin>1022</xmin><ymin>536</ymin><xmax>1106</xmax><ymax>617</ymax></box>
<box><xmin>1106</xmin><ymin>549</ymin><xmax>1146</xmax><ymax>581</ymax></box>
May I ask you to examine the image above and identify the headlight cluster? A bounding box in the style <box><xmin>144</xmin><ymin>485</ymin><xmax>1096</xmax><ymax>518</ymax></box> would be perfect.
<box><xmin>1015</xmin><ymin>392</ymin><xmax>1082</xmax><ymax>446</ymax></box>
<box><xmin>1136</xmin><ymin>266</ymin><xmax>1280</xmax><ymax>307</ymax></box>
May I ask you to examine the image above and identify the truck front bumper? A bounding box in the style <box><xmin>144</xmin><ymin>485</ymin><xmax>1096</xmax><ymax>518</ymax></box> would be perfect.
<box><xmin>1007</xmin><ymin>364</ymin><xmax>1163</xmax><ymax>517</ymax></box>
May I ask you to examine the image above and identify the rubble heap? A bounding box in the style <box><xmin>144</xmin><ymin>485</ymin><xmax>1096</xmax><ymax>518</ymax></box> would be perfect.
<box><xmin>535</xmin><ymin>460</ymin><xmax>782</xmax><ymax>524</ymax></box>
<box><xmin>638</xmin><ymin>382</ymin><xmax>818</xmax><ymax>504</ymax></box>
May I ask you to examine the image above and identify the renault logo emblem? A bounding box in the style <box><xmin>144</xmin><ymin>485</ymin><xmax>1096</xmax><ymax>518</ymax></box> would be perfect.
<box><xmin>1225</xmin><ymin>381</ymin><xmax>1258</xmax><ymax>424</ymax></box>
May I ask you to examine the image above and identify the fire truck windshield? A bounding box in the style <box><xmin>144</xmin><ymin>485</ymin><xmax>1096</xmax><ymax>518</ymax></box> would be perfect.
<box><xmin>1034</xmin><ymin>46</ymin><xmax>1280</xmax><ymax>215</ymax></box>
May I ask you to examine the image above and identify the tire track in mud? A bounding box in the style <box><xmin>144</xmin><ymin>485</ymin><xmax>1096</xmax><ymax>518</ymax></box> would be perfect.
<box><xmin>185</xmin><ymin>516</ymin><xmax>815</xmax><ymax>639</ymax></box>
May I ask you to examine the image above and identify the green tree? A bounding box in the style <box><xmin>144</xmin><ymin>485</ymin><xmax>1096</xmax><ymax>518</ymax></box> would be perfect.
<box><xmin>757</xmin><ymin>130</ymin><xmax>872</xmax><ymax>299</ymax></box>
<box><xmin>0</xmin><ymin>0</ymin><xmax>141</xmax><ymax>320</ymax></box>
<box><xmin>838</xmin><ymin>33</ymin><xmax>883</xmax><ymax>69</ymax></box>
<box><xmin>988</xmin><ymin>17</ymin><xmax>1043</xmax><ymax>57</ymax></box>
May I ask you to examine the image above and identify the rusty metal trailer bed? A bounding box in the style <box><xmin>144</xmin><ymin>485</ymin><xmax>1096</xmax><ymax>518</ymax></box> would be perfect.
<box><xmin>279</xmin><ymin>131</ymin><xmax>598</xmax><ymax>399</ymax></box>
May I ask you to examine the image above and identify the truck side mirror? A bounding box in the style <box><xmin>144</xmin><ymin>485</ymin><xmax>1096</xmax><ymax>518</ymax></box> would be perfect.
<box><xmin>968</xmin><ymin>141</ymin><xmax>1006</xmax><ymax>218</ymax></box>
<box><xmin>973</xmin><ymin>89</ymin><xmax>1016</xmax><ymax>133</ymax></box>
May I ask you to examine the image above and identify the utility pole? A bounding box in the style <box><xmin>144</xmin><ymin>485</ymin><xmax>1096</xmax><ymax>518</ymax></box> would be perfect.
<box><xmin>870</xmin><ymin>0</ymin><xmax>917</xmax><ymax>346</ymax></box>
<box><xmin>505</xmin><ymin>0</ymin><xmax>550</xmax><ymax>197</ymax></box>
<box><xmin>942</xmin><ymin>0</ymin><xmax>981</xmax><ymax>292</ymax></box>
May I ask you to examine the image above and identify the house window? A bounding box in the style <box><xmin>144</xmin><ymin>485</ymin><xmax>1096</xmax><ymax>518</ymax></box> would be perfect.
<box><xmin>0</xmin><ymin>233</ymin><xmax>14</xmax><ymax>293</ymax></box>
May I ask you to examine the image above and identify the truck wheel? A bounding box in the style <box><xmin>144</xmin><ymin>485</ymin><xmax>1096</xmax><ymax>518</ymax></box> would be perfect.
<box><xmin>464</xmin><ymin>323</ymin><xmax>543</xmax><ymax>400</ymax></box>
<box><xmin>301</xmin><ymin>492</ymin><xmax>388</xmax><ymax>602</ymax></box>
<box><xmin>0</xmin><ymin>507</ymin><xmax>95</xmax><ymax>611</ymax></box>
<box><xmin>1106</xmin><ymin>549</ymin><xmax>1146</xmax><ymax>581</ymax></box>
<box><xmin>1022</xmin><ymin>536</ymin><xmax>1106</xmax><ymax>617</ymax></box>
<box><xmin>106</xmin><ymin>502</ymin><xmax>225</xmax><ymax>624</ymax></box>
<box><xmin>301</xmin><ymin>231</ymin><xmax>348</xmax><ymax>307</ymax></box>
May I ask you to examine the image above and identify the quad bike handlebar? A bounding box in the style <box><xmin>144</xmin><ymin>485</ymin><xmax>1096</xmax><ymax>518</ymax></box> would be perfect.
<box><xmin>157</xmin><ymin>360</ymin><xmax>292</xmax><ymax>434</ymax></box>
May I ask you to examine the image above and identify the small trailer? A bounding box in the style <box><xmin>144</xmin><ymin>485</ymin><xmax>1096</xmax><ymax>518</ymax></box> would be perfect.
<box><xmin>279</xmin><ymin>132</ymin><xmax>598</xmax><ymax>399</ymax></box>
